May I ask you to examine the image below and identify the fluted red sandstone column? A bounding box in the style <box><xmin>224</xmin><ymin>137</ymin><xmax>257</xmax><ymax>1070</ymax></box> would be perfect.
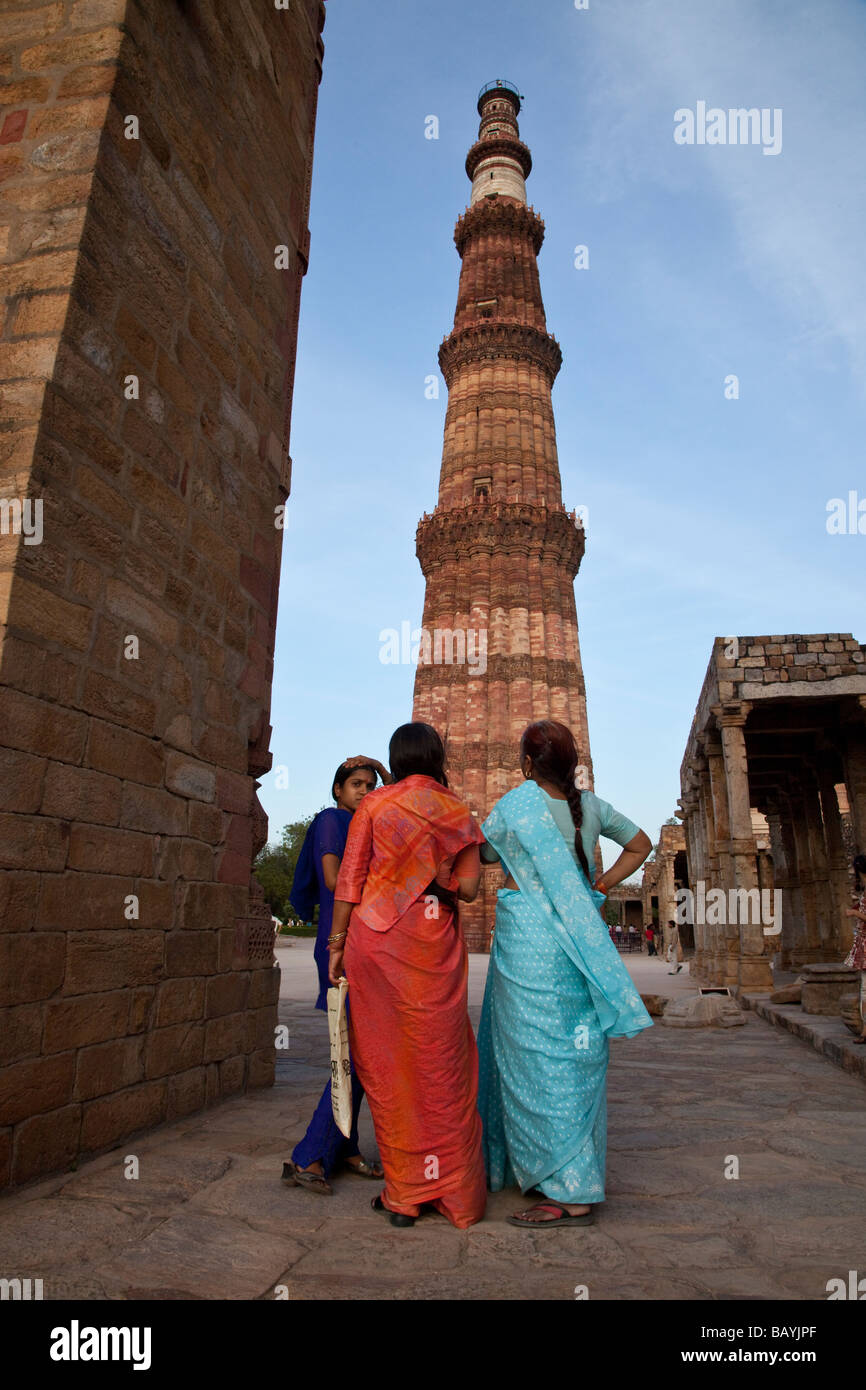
<box><xmin>413</xmin><ymin>81</ymin><xmax>593</xmax><ymax>949</ymax></box>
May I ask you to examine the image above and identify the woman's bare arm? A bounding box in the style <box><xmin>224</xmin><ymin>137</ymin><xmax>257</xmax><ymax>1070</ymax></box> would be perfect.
<box><xmin>454</xmin><ymin>843</ymin><xmax>481</xmax><ymax>902</ymax></box>
<box><xmin>327</xmin><ymin>900</ymin><xmax>353</xmax><ymax>985</ymax></box>
<box><xmin>596</xmin><ymin>830</ymin><xmax>652</xmax><ymax>894</ymax></box>
<box><xmin>330</xmin><ymin>899</ymin><xmax>352</xmax><ymax>936</ymax></box>
<box><xmin>457</xmin><ymin>874</ymin><xmax>481</xmax><ymax>902</ymax></box>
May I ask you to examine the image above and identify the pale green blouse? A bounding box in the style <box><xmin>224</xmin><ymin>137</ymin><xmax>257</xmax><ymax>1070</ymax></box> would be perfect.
<box><xmin>479</xmin><ymin>788</ymin><xmax>640</xmax><ymax>883</ymax></box>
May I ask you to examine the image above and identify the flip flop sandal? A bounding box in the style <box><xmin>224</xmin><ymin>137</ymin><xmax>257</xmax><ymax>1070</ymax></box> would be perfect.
<box><xmin>281</xmin><ymin>1161</ymin><xmax>332</xmax><ymax>1195</ymax></box>
<box><xmin>506</xmin><ymin>1201</ymin><xmax>594</xmax><ymax>1228</ymax></box>
<box><xmin>371</xmin><ymin>1193</ymin><xmax>415</xmax><ymax>1227</ymax></box>
<box><xmin>345</xmin><ymin>1157</ymin><xmax>384</xmax><ymax>1179</ymax></box>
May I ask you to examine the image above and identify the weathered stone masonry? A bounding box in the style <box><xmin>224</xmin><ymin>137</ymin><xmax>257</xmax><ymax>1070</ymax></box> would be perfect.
<box><xmin>677</xmin><ymin>634</ymin><xmax>866</xmax><ymax>993</ymax></box>
<box><xmin>0</xmin><ymin>0</ymin><xmax>325</xmax><ymax>1188</ymax></box>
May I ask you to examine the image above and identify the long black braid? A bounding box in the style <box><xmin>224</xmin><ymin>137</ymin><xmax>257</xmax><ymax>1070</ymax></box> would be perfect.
<box><xmin>520</xmin><ymin>719</ymin><xmax>592</xmax><ymax>883</ymax></box>
<box><xmin>562</xmin><ymin>773</ymin><xmax>592</xmax><ymax>884</ymax></box>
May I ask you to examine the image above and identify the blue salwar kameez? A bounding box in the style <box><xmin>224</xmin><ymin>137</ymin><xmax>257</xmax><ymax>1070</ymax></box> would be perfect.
<box><xmin>477</xmin><ymin>782</ymin><xmax>653</xmax><ymax>1205</ymax></box>
<box><xmin>289</xmin><ymin>807</ymin><xmax>365</xmax><ymax>1177</ymax></box>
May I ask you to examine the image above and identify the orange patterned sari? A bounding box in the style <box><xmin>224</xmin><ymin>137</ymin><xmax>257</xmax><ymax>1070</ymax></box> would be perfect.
<box><xmin>335</xmin><ymin>774</ymin><xmax>487</xmax><ymax>1228</ymax></box>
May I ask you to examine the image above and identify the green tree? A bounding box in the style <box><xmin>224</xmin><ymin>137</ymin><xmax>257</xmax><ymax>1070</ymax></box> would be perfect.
<box><xmin>254</xmin><ymin>815</ymin><xmax>316</xmax><ymax>925</ymax></box>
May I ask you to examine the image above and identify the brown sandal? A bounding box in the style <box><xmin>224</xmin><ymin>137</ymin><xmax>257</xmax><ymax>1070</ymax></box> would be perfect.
<box><xmin>281</xmin><ymin>1161</ymin><xmax>332</xmax><ymax>1194</ymax></box>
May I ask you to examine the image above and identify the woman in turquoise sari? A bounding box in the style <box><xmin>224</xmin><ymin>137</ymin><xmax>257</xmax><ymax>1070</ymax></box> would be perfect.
<box><xmin>477</xmin><ymin>719</ymin><xmax>653</xmax><ymax>1228</ymax></box>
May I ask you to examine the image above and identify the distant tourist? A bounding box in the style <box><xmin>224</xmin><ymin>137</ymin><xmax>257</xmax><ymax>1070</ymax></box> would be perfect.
<box><xmin>281</xmin><ymin>756</ymin><xmax>389</xmax><ymax>1194</ymax></box>
<box><xmin>666</xmin><ymin>919</ymin><xmax>683</xmax><ymax>974</ymax></box>
<box><xmin>845</xmin><ymin>853</ymin><xmax>866</xmax><ymax>1043</ymax></box>
<box><xmin>328</xmin><ymin>723</ymin><xmax>487</xmax><ymax>1229</ymax></box>
<box><xmin>645</xmin><ymin>923</ymin><xmax>657</xmax><ymax>957</ymax></box>
<box><xmin>476</xmin><ymin>720</ymin><xmax>653</xmax><ymax>1228</ymax></box>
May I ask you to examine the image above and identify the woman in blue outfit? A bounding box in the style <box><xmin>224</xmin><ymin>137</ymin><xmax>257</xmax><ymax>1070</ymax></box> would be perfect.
<box><xmin>477</xmin><ymin>719</ymin><xmax>653</xmax><ymax>1228</ymax></box>
<box><xmin>281</xmin><ymin>756</ymin><xmax>390</xmax><ymax>1194</ymax></box>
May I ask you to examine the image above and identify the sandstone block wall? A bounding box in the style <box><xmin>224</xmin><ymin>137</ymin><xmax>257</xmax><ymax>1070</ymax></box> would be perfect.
<box><xmin>0</xmin><ymin>0</ymin><xmax>325</xmax><ymax>1188</ymax></box>
<box><xmin>718</xmin><ymin>634</ymin><xmax>865</xmax><ymax>696</ymax></box>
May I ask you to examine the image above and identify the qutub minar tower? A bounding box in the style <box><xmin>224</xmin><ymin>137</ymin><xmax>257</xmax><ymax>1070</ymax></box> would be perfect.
<box><xmin>413</xmin><ymin>80</ymin><xmax>594</xmax><ymax>949</ymax></box>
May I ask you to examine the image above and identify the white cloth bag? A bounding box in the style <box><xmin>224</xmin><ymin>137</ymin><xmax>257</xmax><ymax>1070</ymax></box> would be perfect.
<box><xmin>327</xmin><ymin>976</ymin><xmax>352</xmax><ymax>1138</ymax></box>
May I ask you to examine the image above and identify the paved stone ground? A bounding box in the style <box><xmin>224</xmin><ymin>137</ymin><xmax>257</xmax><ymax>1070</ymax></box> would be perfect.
<box><xmin>2</xmin><ymin>939</ymin><xmax>865</xmax><ymax>1301</ymax></box>
<box><xmin>748</xmin><ymin>994</ymin><xmax>866</xmax><ymax>1081</ymax></box>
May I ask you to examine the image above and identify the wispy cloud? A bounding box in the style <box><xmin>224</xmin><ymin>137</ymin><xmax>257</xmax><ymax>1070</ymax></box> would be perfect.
<box><xmin>574</xmin><ymin>0</ymin><xmax>866</xmax><ymax>388</ymax></box>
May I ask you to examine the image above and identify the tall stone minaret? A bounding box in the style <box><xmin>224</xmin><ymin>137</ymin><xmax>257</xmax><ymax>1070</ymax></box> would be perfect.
<box><xmin>413</xmin><ymin>80</ymin><xmax>594</xmax><ymax>950</ymax></box>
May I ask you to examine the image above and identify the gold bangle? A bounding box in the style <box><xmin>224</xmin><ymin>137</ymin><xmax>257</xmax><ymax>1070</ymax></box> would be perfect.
<box><xmin>327</xmin><ymin>931</ymin><xmax>347</xmax><ymax>946</ymax></box>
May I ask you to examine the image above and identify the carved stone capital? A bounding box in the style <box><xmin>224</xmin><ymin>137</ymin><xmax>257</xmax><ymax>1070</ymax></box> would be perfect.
<box><xmin>711</xmin><ymin>701</ymin><xmax>753</xmax><ymax>728</ymax></box>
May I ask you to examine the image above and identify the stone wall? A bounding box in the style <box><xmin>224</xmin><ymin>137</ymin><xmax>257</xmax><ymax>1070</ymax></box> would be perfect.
<box><xmin>0</xmin><ymin>0</ymin><xmax>325</xmax><ymax>1188</ymax></box>
<box><xmin>720</xmin><ymin>634</ymin><xmax>865</xmax><ymax>696</ymax></box>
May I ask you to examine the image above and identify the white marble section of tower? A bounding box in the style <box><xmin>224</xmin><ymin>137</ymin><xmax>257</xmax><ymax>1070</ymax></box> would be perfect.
<box><xmin>469</xmin><ymin>80</ymin><xmax>529</xmax><ymax>206</ymax></box>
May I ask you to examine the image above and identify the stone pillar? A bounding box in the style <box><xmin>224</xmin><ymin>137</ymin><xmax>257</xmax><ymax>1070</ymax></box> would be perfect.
<box><xmin>687</xmin><ymin>771</ymin><xmax>709</xmax><ymax>883</ymax></box>
<box><xmin>680</xmin><ymin>796</ymin><xmax>707</xmax><ymax>979</ymax></box>
<box><xmin>658</xmin><ymin>852</ymin><xmax>677</xmax><ymax>956</ymax></box>
<box><xmin>802</xmin><ymin>772</ymin><xmax>833</xmax><ymax>959</ymax></box>
<box><xmin>700</xmin><ymin>764</ymin><xmax>730</xmax><ymax>983</ymax></box>
<box><xmin>707</xmin><ymin>741</ymin><xmax>733</xmax><ymax>888</ymax></box>
<box><xmin>693</xmin><ymin>766</ymin><xmax>721</xmax><ymax>980</ymax></box>
<box><xmin>713</xmin><ymin>702</ymin><xmax>772</xmax><ymax>992</ymax></box>
<box><xmin>787</xmin><ymin>791</ymin><xmax>822</xmax><ymax>967</ymax></box>
<box><xmin>764</xmin><ymin>800</ymin><xmax>791</xmax><ymax>972</ymax></box>
<box><xmin>698</xmin><ymin>769</ymin><xmax>719</xmax><ymax>883</ymax></box>
<box><xmin>694</xmin><ymin>773</ymin><xmax>718</xmax><ymax>976</ymax></box>
<box><xmin>777</xmin><ymin>792</ymin><xmax>807</xmax><ymax>970</ymax></box>
<box><xmin>842</xmin><ymin>699</ymin><xmax>866</xmax><ymax>858</ymax></box>
<box><xmin>817</xmin><ymin>767</ymin><xmax>853</xmax><ymax>960</ymax></box>
<box><xmin>706</xmin><ymin>741</ymin><xmax>737</xmax><ymax>983</ymax></box>
<box><xmin>694</xmin><ymin>779</ymin><xmax>716</xmax><ymax>980</ymax></box>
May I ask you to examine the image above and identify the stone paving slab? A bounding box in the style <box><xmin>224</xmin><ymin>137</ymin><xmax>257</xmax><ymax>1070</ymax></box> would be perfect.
<box><xmin>0</xmin><ymin>940</ymin><xmax>864</xmax><ymax>1300</ymax></box>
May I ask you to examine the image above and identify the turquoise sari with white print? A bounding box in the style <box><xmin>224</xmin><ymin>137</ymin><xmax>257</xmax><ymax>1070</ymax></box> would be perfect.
<box><xmin>477</xmin><ymin>780</ymin><xmax>652</xmax><ymax>1204</ymax></box>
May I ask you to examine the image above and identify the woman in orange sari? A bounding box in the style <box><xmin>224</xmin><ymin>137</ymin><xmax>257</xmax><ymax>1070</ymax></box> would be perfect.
<box><xmin>327</xmin><ymin>722</ymin><xmax>487</xmax><ymax>1230</ymax></box>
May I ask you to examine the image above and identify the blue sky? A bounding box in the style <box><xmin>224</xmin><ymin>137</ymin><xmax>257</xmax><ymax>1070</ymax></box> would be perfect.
<box><xmin>262</xmin><ymin>0</ymin><xmax>866</xmax><ymax>866</ymax></box>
